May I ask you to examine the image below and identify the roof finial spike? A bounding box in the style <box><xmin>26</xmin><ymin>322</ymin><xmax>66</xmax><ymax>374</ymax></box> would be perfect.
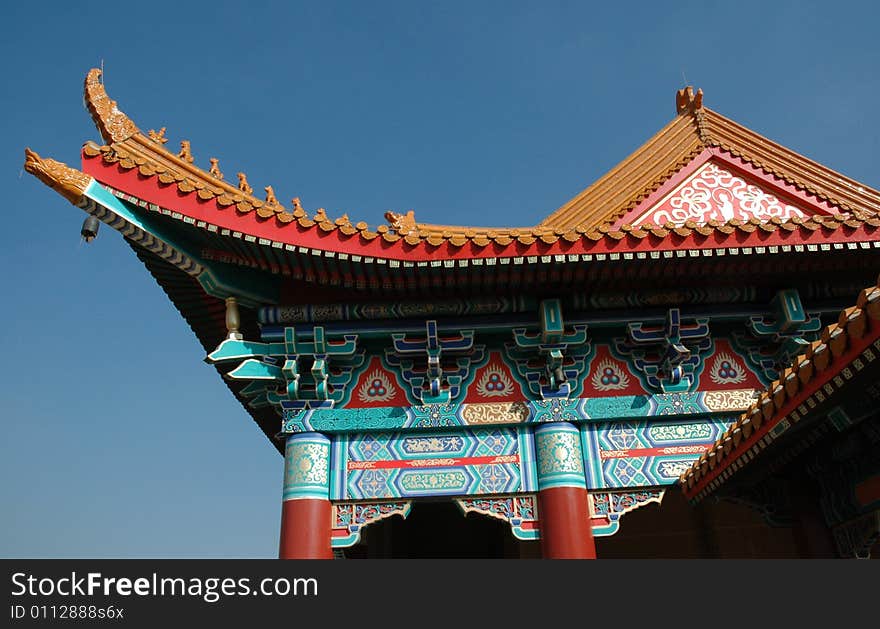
<box><xmin>676</xmin><ymin>85</ymin><xmax>703</xmax><ymax>115</ymax></box>
<box><xmin>178</xmin><ymin>140</ymin><xmax>194</xmax><ymax>163</ymax></box>
<box><xmin>209</xmin><ymin>158</ymin><xmax>224</xmax><ymax>181</ymax></box>
<box><xmin>237</xmin><ymin>172</ymin><xmax>252</xmax><ymax>195</ymax></box>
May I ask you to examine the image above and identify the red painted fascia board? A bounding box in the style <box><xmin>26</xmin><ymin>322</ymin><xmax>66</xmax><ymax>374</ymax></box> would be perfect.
<box><xmin>83</xmin><ymin>151</ymin><xmax>880</xmax><ymax>263</ymax></box>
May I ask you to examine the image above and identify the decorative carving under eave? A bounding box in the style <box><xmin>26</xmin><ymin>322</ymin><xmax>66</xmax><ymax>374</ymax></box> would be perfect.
<box><xmin>84</xmin><ymin>68</ymin><xmax>140</xmax><ymax>143</ymax></box>
<box><xmin>209</xmin><ymin>158</ymin><xmax>224</xmax><ymax>181</ymax></box>
<box><xmin>148</xmin><ymin>127</ymin><xmax>168</xmax><ymax>144</ymax></box>
<box><xmin>237</xmin><ymin>172</ymin><xmax>253</xmax><ymax>195</ymax></box>
<box><xmin>178</xmin><ymin>140</ymin><xmax>194</xmax><ymax>163</ymax></box>
<box><xmin>385</xmin><ymin>209</ymin><xmax>417</xmax><ymax>236</ymax></box>
<box><xmin>675</xmin><ymin>85</ymin><xmax>704</xmax><ymax>115</ymax></box>
<box><xmin>23</xmin><ymin>148</ymin><xmax>90</xmax><ymax>205</ymax></box>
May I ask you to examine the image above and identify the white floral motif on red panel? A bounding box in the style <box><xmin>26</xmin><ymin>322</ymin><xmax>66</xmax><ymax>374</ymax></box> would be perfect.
<box><xmin>476</xmin><ymin>365</ymin><xmax>515</xmax><ymax>398</ymax></box>
<box><xmin>357</xmin><ymin>369</ymin><xmax>398</xmax><ymax>403</ymax></box>
<box><xmin>590</xmin><ymin>359</ymin><xmax>631</xmax><ymax>392</ymax></box>
<box><xmin>635</xmin><ymin>162</ymin><xmax>809</xmax><ymax>226</ymax></box>
<box><xmin>708</xmin><ymin>352</ymin><xmax>747</xmax><ymax>385</ymax></box>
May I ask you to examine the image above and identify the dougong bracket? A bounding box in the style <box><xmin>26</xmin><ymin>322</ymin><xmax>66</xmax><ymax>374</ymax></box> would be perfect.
<box><xmin>505</xmin><ymin>299</ymin><xmax>591</xmax><ymax>399</ymax></box>
<box><xmin>207</xmin><ymin>326</ymin><xmax>364</xmax><ymax>411</ymax></box>
<box><xmin>385</xmin><ymin>320</ymin><xmax>486</xmax><ymax>404</ymax></box>
<box><xmin>615</xmin><ymin>308</ymin><xmax>711</xmax><ymax>392</ymax></box>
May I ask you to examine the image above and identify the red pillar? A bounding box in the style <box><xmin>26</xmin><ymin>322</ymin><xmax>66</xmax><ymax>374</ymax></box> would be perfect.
<box><xmin>278</xmin><ymin>433</ymin><xmax>333</xmax><ymax>559</ymax></box>
<box><xmin>279</xmin><ymin>499</ymin><xmax>333</xmax><ymax>559</ymax></box>
<box><xmin>534</xmin><ymin>422</ymin><xmax>597</xmax><ymax>559</ymax></box>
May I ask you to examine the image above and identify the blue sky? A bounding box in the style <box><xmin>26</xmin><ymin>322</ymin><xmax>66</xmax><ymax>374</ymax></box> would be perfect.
<box><xmin>2</xmin><ymin>1</ymin><xmax>878</xmax><ymax>557</ymax></box>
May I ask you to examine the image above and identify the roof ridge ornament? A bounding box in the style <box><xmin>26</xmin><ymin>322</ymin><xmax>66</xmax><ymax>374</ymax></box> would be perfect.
<box><xmin>178</xmin><ymin>140</ymin><xmax>194</xmax><ymax>164</ymax></box>
<box><xmin>23</xmin><ymin>148</ymin><xmax>90</xmax><ymax>205</ymax></box>
<box><xmin>84</xmin><ymin>68</ymin><xmax>140</xmax><ymax>144</ymax></box>
<box><xmin>675</xmin><ymin>85</ymin><xmax>704</xmax><ymax>115</ymax></box>
<box><xmin>385</xmin><ymin>210</ymin><xmax>417</xmax><ymax>236</ymax></box>
<box><xmin>237</xmin><ymin>172</ymin><xmax>253</xmax><ymax>195</ymax></box>
<box><xmin>148</xmin><ymin>127</ymin><xmax>168</xmax><ymax>144</ymax></box>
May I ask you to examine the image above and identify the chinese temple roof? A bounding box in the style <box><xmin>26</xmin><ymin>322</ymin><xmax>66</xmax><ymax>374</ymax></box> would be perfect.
<box><xmin>541</xmin><ymin>87</ymin><xmax>880</xmax><ymax>230</ymax></box>
<box><xmin>680</xmin><ymin>274</ymin><xmax>880</xmax><ymax>502</ymax></box>
<box><xmin>22</xmin><ymin>69</ymin><xmax>880</xmax><ymax>456</ymax></box>
<box><xmin>26</xmin><ymin>69</ymin><xmax>880</xmax><ymax>266</ymax></box>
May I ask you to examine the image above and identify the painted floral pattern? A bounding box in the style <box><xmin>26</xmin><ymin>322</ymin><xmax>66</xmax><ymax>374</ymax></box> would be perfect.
<box><xmin>590</xmin><ymin>358</ymin><xmax>631</xmax><ymax>391</ymax></box>
<box><xmin>709</xmin><ymin>352</ymin><xmax>747</xmax><ymax>385</ymax></box>
<box><xmin>638</xmin><ymin>162</ymin><xmax>808</xmax><ymax>226</ymax></box>
<box><xmin>357</xmin><ymin>369</ymin><xmax>398</xmax><ymax>403</ymax></box>
<box><xmin>475</xmin><ymin>365</ymin><xmax>515</xmax><ymax>398</ymax></box>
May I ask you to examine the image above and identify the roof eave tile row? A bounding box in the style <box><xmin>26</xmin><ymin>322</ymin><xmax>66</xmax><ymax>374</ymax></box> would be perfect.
<box><xmin>82</xmin><ymin>143</ymin><xmax>880</xmax><ymax>253</ymax></box>
<box><xmin>23</xmin><ymin>69</ymin><xmax>871</xmax><ymax>258</ymax></box>
<box><xmin>680</xmin><ymin>278</ymin><xmax>880</xmax><ymax>500</ymax></box>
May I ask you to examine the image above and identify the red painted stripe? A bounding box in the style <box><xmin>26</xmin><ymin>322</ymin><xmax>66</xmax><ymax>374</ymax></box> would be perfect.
<box><xmin>347</xmin><ymin>454</ymin><xmax>519</xmax><ymax>471</ymax></box>
<box><xmin>600</xmin><ymin>444</ymin><xmax>712</xmax><ymax>459</ymax></box>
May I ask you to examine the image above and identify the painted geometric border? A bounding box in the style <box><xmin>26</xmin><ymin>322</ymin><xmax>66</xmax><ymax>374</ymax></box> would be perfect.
<box><xmin>283</xmin><ymin>389</ymin><xmax>755</xmax><ymax>433</ymax></box>
<box><xmin>581</xmin><ymin>418</ymin><xmax>733</xmax><ymax>489</ymax></box>
<box><xmin>329</xmin><ymin>427</ymin><xmax>537</xmax><ymax>500</ymax></box>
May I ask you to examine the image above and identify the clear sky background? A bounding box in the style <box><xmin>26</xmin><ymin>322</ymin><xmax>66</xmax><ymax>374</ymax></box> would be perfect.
<box><xmin>1</xmin><ymin>1</ymin><xmax>878</xmax><ymax>557</ymax></box>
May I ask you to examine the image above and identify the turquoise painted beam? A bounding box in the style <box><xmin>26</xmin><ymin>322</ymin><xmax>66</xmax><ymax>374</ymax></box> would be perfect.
<box><xmin>85</xmin><ymin>182</ymin><xmax>277</xmax><ymax>307</ymax></box>
<box><xmin>227</xmin><ymin>359</ymin><xmax>283</xmax><ymax>380</ymax></box>
<box><xmin>281</xmin><ymin>389</ymin><xmax>754</xmax><ymax>433</ymax></box>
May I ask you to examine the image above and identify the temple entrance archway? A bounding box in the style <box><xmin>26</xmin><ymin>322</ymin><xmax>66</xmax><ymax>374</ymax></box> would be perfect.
<box><xmin>342</xmin><ymin>500</ymin><xmax>540</xmax><ymax>558</ymax></box>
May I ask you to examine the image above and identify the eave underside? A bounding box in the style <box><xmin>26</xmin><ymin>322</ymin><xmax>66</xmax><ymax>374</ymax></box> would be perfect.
<box><xmin>130</xmin><ymin>241</ymin><xmax>284</xmax><ymax>453</ymax></box>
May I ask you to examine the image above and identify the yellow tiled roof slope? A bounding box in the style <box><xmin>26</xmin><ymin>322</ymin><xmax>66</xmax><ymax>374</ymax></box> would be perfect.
<box><xmin>540</xmin><ymin>88</ymin><xmax>880</xmax><ymax>229</ymax></box>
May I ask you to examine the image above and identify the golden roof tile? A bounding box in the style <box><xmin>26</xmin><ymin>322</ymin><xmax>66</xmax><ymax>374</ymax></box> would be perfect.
<box><xmin>27</xmin><ymin>70</ymin><xmax>879</xmax><ymax>257</ymax></box>
<box><xmin>681</xmin><ymin>272</ymin><xmax>880</xmax><ymax>500</ymax></box>
<box><xmin>541</xmin><ymin>88</ymin><xmax>880</xmax><ymax>230</ymax></box>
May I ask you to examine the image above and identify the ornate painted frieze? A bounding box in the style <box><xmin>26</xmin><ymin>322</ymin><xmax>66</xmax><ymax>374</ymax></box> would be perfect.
<box><xmin>208</xmin><ymin>326</ymin><xmax>365</xmax><ymax>409</ymax></box>
<box><xmin>581</xmin><ymin>418</ymin><xmax>732</xmax><ymax>489</ymax></box>
<box><xmin>259</xmin><ymin>297</ymin><xmax>531</xmax><ymax>324</ymax></box>
<box><xmin>456</xmin><ymin>495</ymin><xmax>540</xmax><ymax>540</ymax></box>
<box><xmin>613</xmin><ymin>308</ymin><xmax>712</xmax><ymax>392</ymax></box>
<box><xmin>283</xmin><ymin>433</ymin><xmax>331</xmax><ymax>501</ymax></box>
<box><xmin>330</xmin><ymin>427</ymin><xmax>537</xmax><ymax>500</ymax></box>
<box><xmin>589</xmin><ymin>489</ymin><xmax>666</xmax><ymax>537</ymax></box>
<box><xmin>329</xmin><ymin>491</ymin><xmax>658</xmax><ymax>546</ymax></box>
<box><xmin>575</xmin><ymin>285</ymin><xmax>758</xmax><ymax>310</ymax></box>
<box><xmin>350</xmin><ymin>357</ymin><xmax>409</xmax><ymax>407</ymax></box>
<box><xmin>464</xmin><ymin>352</ymin><xmax>524</xmax><ymax>403</ymax></box>
<box><xmin>504</xmin><ymin>299</ymin><xmax>592</xmax><ymax>399</ymax></box>
<box><xmin>632</xmin><ymin>160</ymin><xmax>809</xmax><ymax>226</ymax></box>
<box><xmin>330</xmin><ymin>501</ymin><xmax>412</xmax><ymax>548</ymax></box>
<box><xmin>384</xmin><ymin>320</ymin><xmax>487</xmax><ymax>404</ymax></box>
<box><xmin>534</xmin><ymin>423</ymin><xmax>587</xmax><ymax>490</ymax></box>
<box><xmin>282</xmin><ymin>390</ymin><xmax>755</xmax><ymax>433</ymax></box>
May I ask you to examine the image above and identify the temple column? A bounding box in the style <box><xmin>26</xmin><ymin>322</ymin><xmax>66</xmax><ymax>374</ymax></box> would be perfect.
<box><xmin>534</xmin><ymin>422</ymin><xmax>596</xmax><ymax>559</ymax></box>
<box><xmin>278</xmin><ymin>432</ymin><xmax>333</xmax><ymax>559</ymax></box>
